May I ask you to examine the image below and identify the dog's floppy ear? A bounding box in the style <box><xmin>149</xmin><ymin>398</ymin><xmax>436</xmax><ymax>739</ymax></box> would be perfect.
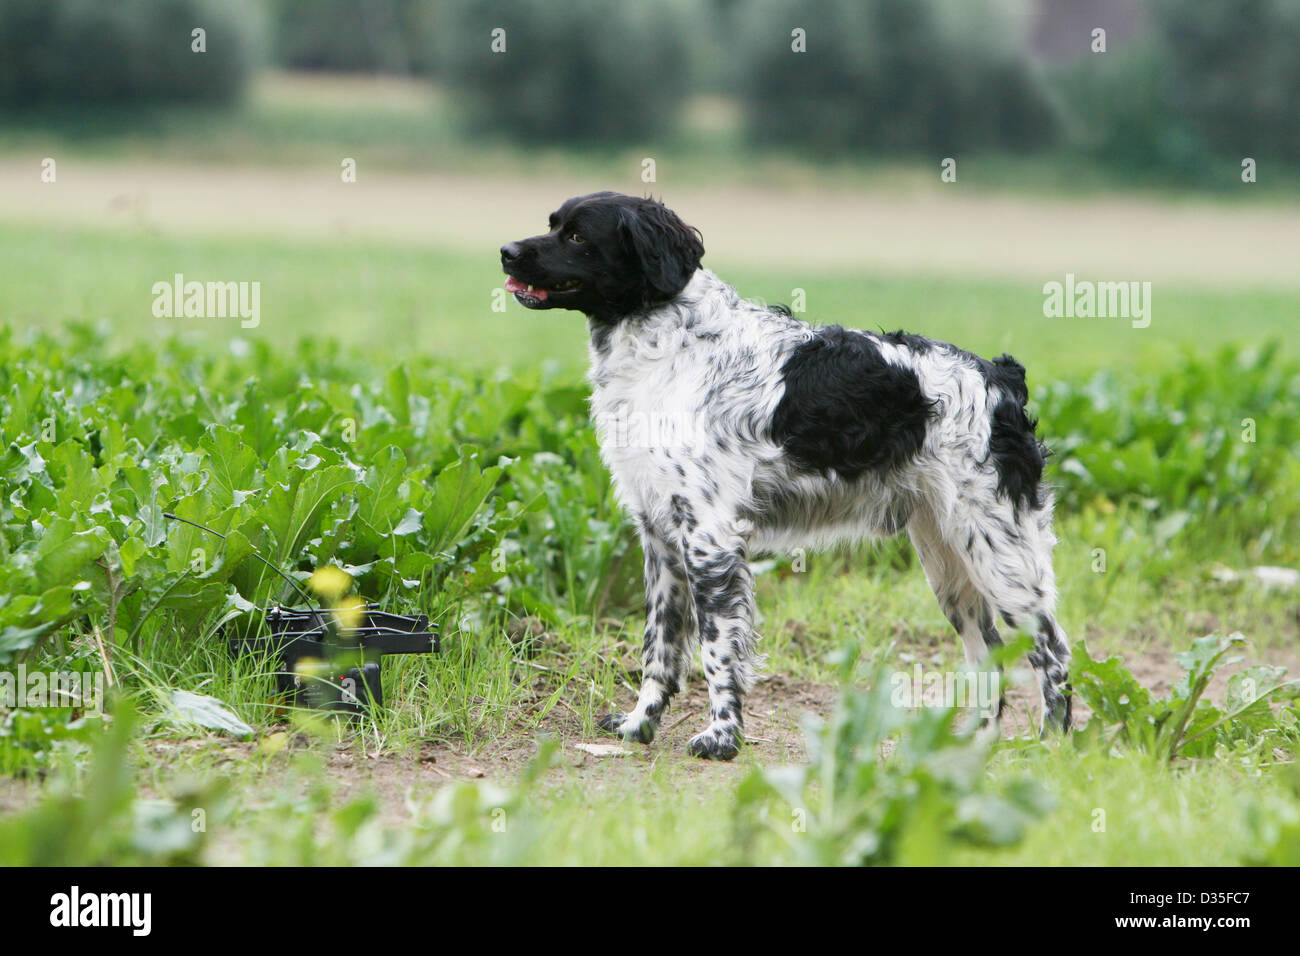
<box><xmin>619</xmin><ymin>199</ymin><xmax>705</xmax><ymax>303</ymax></box>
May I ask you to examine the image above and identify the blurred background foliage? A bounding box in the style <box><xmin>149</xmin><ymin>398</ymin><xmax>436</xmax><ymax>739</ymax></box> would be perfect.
<box><xmin>735</xmin><ymin>0</ymin><xmax>1060</xmax><ymax>154</ymax></box>
<box><xmin>0</xmin><ymin>0</ymin><xmax>266</xmax><ymax>106</ymax></box>
<box><xmin>2</xmin><ymin>0</ymin><xmax>1299</xmax><ymax>170</ymax></box>
<box><xmin>1056</xmin><ymin>0</ymin><xmax>1300</xmax><ymax>169</ymax></box>
<box><xmin>272</xmin><ymin>0</ymin><xmax>437</xmax><ymax>75</ymax></box>
<box><xmin>432</xmin><ymin>0</ymin><xmax>695</xmax><ymax>144</ymax></box>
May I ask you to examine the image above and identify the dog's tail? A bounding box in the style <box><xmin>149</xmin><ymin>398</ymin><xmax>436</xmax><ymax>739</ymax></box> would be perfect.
<box><xmin>985</xmin><ymin>354</ymin><xmax>1048</xmax><ymax>514</ymax></box>
<box><xmin>989</xmin><ymin>353</ymin><xmax>1029</xmax><ymax>406</ymax></box>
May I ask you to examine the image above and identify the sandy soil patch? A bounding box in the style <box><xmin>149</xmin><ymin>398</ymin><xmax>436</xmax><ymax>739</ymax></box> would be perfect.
<box><xmin>4</xmin><ymin>158</ymin><xmax>1299</xmax><ymax>287</ymax></box>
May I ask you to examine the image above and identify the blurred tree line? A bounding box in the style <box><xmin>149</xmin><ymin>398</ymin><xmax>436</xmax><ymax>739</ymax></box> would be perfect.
<box><xmin>0</xmin><ymin>0</ymin><xmax>263</xmax><ymax>105</ymax></box>
<box><xmin>2</xmin><ymin>0</ymin><xmax>1299</xmax><ymax>168</ymax></box>
<box><xmin>1059</xmin><ymin>0</ymin><xmax>1300</xmax><ymax>168</ymax></box>
<box><xmin>273</xmin><ymin>0</ymin><xmax>437</xmax><ymax>74</ymax></box>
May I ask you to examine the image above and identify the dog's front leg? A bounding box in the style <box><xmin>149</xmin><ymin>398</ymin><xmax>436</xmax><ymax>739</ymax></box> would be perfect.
<box><xmin>599</xmin><ymin>529</ymin><xmax>693</xmax><ymax>743</ymax></box>
<box><xmin>681</xmin><ymin>522</ymin><xmax>756</xmax><ymax>761</ymax></box>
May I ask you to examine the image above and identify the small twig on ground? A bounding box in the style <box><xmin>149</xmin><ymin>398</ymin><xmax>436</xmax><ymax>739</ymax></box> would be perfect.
<box><xmin>664</xmin><ymin>713</ymin><xmax>693</xmax><ymax>734</ymax></box>
<box><xmin>556</xmin><ymin>696</ymin><xmax>583</xmax><ymax>722</ymax></box>
<box><xmin>92</xmin><ymin>624</ymin><xmax>116</xmax><ymax>690</ymax></box>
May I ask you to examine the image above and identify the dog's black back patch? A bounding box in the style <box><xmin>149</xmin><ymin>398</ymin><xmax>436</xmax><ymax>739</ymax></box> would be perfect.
<box><xmin>771</xmin><ymin>326</ymin><xmax>934</xmax><ymax>480</ymax></box>
<box><xmin>878</xmin><ymin>329</ymin><xmax>934</xmax><ymax>353</ymax></box>
<box><xmin>980</xmin><ymin>354</ymin><xmax>1047</xmax><ymax>513</ymax></box>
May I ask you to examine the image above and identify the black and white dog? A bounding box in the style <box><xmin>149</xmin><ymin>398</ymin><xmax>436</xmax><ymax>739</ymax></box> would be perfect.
<box><xmin>501</xmin><ymin>191</ymin><xmax>1070</xmax><ymax>760</ymax></box>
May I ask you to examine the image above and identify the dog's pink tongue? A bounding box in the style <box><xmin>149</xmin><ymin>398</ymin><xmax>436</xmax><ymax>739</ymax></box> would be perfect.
<box><xmin>505</xmin><ymin>277</ymin><xmax>548</xmax><ymax>300</ymax></box>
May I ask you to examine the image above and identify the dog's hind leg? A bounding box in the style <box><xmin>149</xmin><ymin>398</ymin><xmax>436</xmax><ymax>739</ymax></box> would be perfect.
<box><xmin>1023</xmin><ymin>610</ymin><xmax>1072</xmax><ymax>733</ymax></box>
<box><xmin>908</xmin><ymin>507</ymin><xmax>1006</xmax><ymax>727</ymax></box>
<box><xmin>941</xmin><ymin>496</ymin><xmax>1072</xmax><ymax>734</ymax></box>
<box><xmin>599</xmin><ymin>528</ymin><xmax>694</xmax><ymax>744</ymax></box>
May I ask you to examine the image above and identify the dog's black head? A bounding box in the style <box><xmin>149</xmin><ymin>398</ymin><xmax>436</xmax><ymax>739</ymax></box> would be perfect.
<box><xmin>500</xmin><ymin>192</ymin><xmax>704</xmax><ymax>321</ymax></box>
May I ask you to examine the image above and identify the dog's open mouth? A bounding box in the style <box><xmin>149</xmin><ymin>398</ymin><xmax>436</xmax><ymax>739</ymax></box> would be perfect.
<box><xmin>505</xmin><ymin>275</ymin><xmax>582</xmax><ymax>306</ymax></box>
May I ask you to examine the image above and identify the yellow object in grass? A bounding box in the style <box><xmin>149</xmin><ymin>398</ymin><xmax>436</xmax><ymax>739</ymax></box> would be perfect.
<box><xmin>308</xmin><ymin>565</ymin><xmax>353</xmax><ymax>603</ymax></box>
<box><xmin>333</xmin><ymin>595</ymin><xmax>365</xmax><ymax>633</ymax></box>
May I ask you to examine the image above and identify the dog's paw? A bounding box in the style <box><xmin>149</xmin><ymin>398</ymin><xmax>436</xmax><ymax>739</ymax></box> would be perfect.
<box><xmin>973</xmin><ymin>713</ymin><xmax>1002</xmax><ymax>746</ymax></box>
<box><xmin>598</xmin><ymin>712</ymin><xmax>655</xmax><ymax>744</ymax></box>
<box><xmin>687</xmin><ymin>726</ymin><xmax>741</xmax><ymax>761</ymax></box>
<box><xmin>596</xmin><ymin>712</ymin><xmax>626</xmax><ymax>735</ymax></box>
<box><xmin>1038</xmin><ymin>691</ymin><xmax>1073</xmax><ymax>738</ymax></box>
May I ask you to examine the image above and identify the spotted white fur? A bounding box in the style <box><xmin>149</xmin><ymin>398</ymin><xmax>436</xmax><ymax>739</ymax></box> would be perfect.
<box><xmin>589</xmin><ymin>269</ymin><xmax>1071</xmax><ymax>759</ymax></box>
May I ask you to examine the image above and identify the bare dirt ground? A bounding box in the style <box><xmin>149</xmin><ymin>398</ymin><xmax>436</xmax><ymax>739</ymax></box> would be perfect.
<box><xmin>165</xmin><ymin>632</ymin><xmax>1300</xmax><ymax>806</ymax></box>
<box><xmin>2</xmin><ymin>633</ymin><xmax>1295</xmax><ymax>832</ymax></box>
<box><xmin>226</xmin><ymin>672</ymin><xmax>833</xmax><ymax>797</ymax></box>
<box><xmin>5</xmin><ymin>158</ymin><xmax>1300</xmax><ymax>286</ymax></box>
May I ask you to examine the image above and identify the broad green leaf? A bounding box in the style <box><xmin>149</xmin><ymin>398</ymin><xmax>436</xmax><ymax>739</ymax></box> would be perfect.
<box><xmin>424</xmin><ymin>447</ymin><xmax>503</xmax><ymax>556</ymax></box>
<box><xmin>201</xmin><ymin>425</ymin><xmax>261</xmax><ymax>509</ymax></box>
<box><xmin>167</xmin><ymin>690</ymin><xmax>254</xmax><ymax>739</ymax></box>
<box><xmin>34</xmin><ymin>520</ymin><xmax>110</xmax><ymax>590</ymax></box>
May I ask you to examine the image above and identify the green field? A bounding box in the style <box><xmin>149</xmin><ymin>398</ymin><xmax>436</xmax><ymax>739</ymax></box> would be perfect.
<box><xmin>4</xmin><ymin>222</ymin><xmax>1295</xmax><ymax>376</ymax></box>
<box><xmin>8</xmin><ymin>0</ymin><xmax>1300</xmax><ymax>878</ymax></box>
<box><xmin>2</xmin><ymin>204</ymin><xmax>1299</xmax><ymax>865</ymax></box>
<box><xmin>3</xmin><ymin>64</ymin><xmax>1300</xmax><ymax>864</ymax></box>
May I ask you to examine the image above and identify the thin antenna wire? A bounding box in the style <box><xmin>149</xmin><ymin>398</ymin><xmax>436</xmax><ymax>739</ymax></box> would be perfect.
<box><xmin>161</xmin><ymin>512</ymin><xmax>319</xmax><ymax>610</ymax></box>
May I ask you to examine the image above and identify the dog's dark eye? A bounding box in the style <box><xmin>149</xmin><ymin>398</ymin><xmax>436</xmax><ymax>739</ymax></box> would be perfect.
<box><xmin>569</xmin><ymin>233</ymin><xmax>586</xmax><ymax>244</ymax></box>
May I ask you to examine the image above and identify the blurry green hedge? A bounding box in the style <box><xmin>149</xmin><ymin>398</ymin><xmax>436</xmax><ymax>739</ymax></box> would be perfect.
<box><xmin>1055</xmin><ymin>0</ymin><xmax>1300</xmax><ymax>168</ymax></box>
<box><xmin>1037</xmin><ymin>342</ymin><xmax>1300</xmax><ymax>537</ymax></box>
<box><xmin>734</xmin><ymin>0</ymin><xmax>1059</xmax><ymax>155</ymax></box>
<box><xmin>271</xmin><ymin>0</ymin><xmax>436</xmax><ymax>75</ymax></box>
<box><xmin>434</xmin><ymin>0</ymin><xmax>694</xmax><ymax>145</ymax></box>
<box><xmin>0</xmin><ymin>0</ymin><xmax>262</xmax><ymax>107</ymax></box>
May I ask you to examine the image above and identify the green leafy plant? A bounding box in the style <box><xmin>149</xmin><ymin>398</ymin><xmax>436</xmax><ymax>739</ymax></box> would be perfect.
<box><xmin>0</xmin><ymin>329</ymin><xmax>640</xmax><ymax>668</ymax></box>
<box><xmin>1072</xmin><ymin>634</ymin><xmax>1300</xmax><ymax>761</ymax></box>
<box><xmin>0</xmin><ymin>707</ymin><xmax>103</xmax><ymax>777</ymax></box>
<box><xmin>0</xmin><ymin>706</ymin><xmax>219</xmax><ymax>865</ymax></box>
<box><xmin>735</xmin><ymin>652</ymin><xmax>1052</xmax><ymax>865</ymax></box>
<box><xmin>1244</xmin><ymin>763</ymin><xmax>1300</xmax><ymax>866</ymax></box>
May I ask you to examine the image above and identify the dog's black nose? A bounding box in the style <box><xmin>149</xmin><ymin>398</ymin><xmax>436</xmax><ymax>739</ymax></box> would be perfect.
<box><xmin>500</xmin><ymin>242</ymin><xmax>522</xmax><ymax>262</ymax></box>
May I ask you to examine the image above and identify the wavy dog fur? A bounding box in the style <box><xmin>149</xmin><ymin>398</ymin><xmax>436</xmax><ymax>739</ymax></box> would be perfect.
<box><xmin>501</xmin><ymin>192</ymin><xmax>1070</xmax><ymax>760</ymax></box>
